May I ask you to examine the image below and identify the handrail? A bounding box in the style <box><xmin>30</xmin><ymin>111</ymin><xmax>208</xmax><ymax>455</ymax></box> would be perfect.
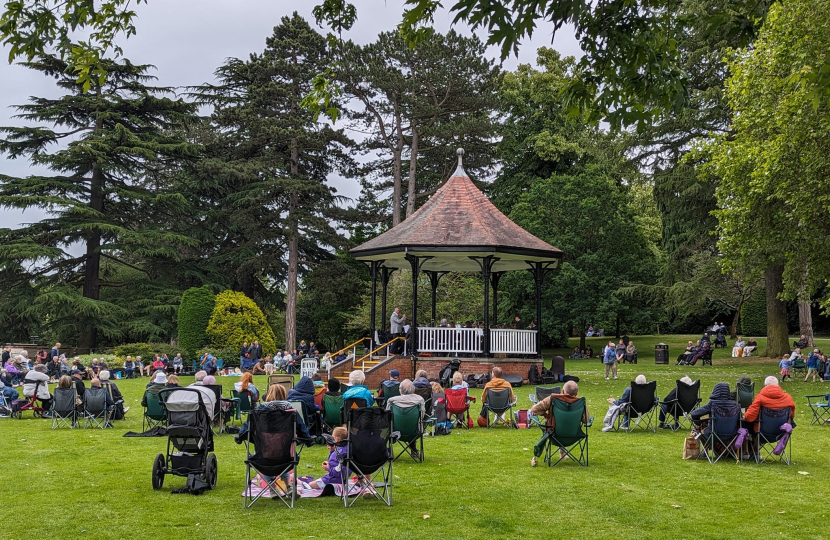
<box><xmin>334</xmin><ymin>337</ymin><xmax>370</xmax><ymax>356</ymax></box>
<box><xmin>353</xmin><ymin>337</ymin><xmax>406</xmax><ymax>372</ymax></box>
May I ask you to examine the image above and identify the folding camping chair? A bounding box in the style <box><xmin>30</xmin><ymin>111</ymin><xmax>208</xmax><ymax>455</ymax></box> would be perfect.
<box><xmin>413</xmin><ymin>387</ymin><xmax>436</xmax><ymax>434</ymax></box>
<box><xmin>143</xmin><ymin>391</ymin><xmax>167</xmax><ymax>431</ymax></box>
<box><xmin>445</xmin><ymin>388</ymin><xmax>473</xmax><ymax>429</ymax></box>
<box><xmin>268</xmin><ymin>374</ymin><xmax>294</xmax><ymax>392</ymax></box>
<box><xmin>243</xmin><ymin>407</ymin><xmax>308</xmax><ymax>508</ymax></box>
<box><xmin>51</xmin><ymin>387</ymin><xmax>77</xmax><ymax>429</ymax></box>
<box><xmin>615</xmin><ymin>381</ymin><xmax>658</xmax><ymax>433</ymax></box>
<box><xmin>340</xmin><ymin>407</ymin><xmax>398</xmax><ymax>507</ymax></box>
<box><xmin>231</xmin><ymin>389</ymin><xmax>255</xmax><ymax>425</ymax></box>
<box><xmin>203</xmin><ymin>384</ymin><xmax>225</xmax><ymax>434</ymax></box>
<box><xmin>341</xmin><ymin>397</ymin><xmax>368</xmax><ymax>424</ymax></box>
<box><xmin>659</xmin><ymin>380</ymin><xmax>701</xmax><ymax>431</ymax></box>
<box><xmin>791</xmin><ymin>358</ymin><xmax>807</xmax><ymax>378</ymax></box>
<box><xmin>528</xmin><ymin>386</ymin><xmax>560</xmax><ymax>425</ymax></box>
<box><xmin>698</xmin><ymin>402</ymin><xmax>742</xmax><ymax>464</ymax></box>
<box><xmin>736</xmin><ymin>381</ymin><xmax>755</xmax><ymax>411</ymax></box>
<box><xmin>321</xmin><ymin>393</ymin><xmax>344</xmax><ymax>431</ymax></box>
<box><xmin>549</xmin><ymin>356</ymin><xmax>565</xmax><ymax>383</ymax></box>
<box><xmin>376</xmin><ymin>381</ymin><xmax>400</xmax><ymax>408</ymax></box>
<box><xmin>754</xmin><ymin>407</ymin><xmax>793</xmax><ymax>465</ymax></box>
<box><xmin>390</xmin><ymin>403</ymin><xmax>425</xmax><ymax>462</ymax></box>
<box><xmin>101</xmin><ymin>381</ymin><xmax>124</xmax><ymax>421</ymax></box>
<box><xmin>83</xmin><ymin>386</ymin><xmax>111</xmax><ymax>429</ymax></box>
<box><xmin>482</xmin><ymin>388</ymin><xmax>516</xmax><ymax>428</ymax></box>
<box><xmin>806</xmin><ymin>393</ymin><xmax>830</xmax><ymax>426</ymax></box>
<box><xmin>537</xmin><ymin>396</ymin><xmax>591</xmax><ymax>467</ymax></box>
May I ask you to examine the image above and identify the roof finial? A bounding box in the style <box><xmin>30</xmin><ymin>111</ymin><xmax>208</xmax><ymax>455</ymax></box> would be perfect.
<box><xmin>454</xmin><ymin>147</ymin><xmax>466</xmax><ymax>176</ymax></box>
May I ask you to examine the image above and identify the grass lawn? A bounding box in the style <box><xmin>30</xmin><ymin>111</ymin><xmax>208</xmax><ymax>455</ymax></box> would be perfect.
<box><xmin>3</xmin><ymin>334</ymin><xmax>829</xmax><ymax>540</ymax></box>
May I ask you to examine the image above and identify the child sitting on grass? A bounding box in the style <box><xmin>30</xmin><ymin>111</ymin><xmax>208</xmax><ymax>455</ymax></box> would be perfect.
<box><xmin>779</xmin><ymin>355</ymin><xmax>792</xmax><ymax>382</ymax></box>
<box><xmin>302</xmin><ymin>426</ymin><xmax>348</xmax><ymax>491</ymax></box>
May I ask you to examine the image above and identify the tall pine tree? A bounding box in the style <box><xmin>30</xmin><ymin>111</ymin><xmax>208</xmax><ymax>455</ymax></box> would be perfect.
<box><xmin>0</xmin><ymin>56</ymin><xmax>200</xmax><ymax>347</ymax></box>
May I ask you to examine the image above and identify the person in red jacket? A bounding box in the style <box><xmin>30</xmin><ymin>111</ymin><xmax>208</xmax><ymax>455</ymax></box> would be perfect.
<box><xmin>744</xmin><ymin>376</ymin><xmax>796</xmax><ymax>429</ymax></box>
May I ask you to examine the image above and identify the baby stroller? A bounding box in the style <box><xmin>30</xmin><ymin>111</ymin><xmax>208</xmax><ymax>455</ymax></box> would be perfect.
<box><xmin>152</xmin><ymin>387</ymin><xmax>218</xmax><ymax>494</ymax></box>
<box><xmin>438</xmin><ymin>360</ymin><xmax>461</xmax><ymax>388</ymax></box>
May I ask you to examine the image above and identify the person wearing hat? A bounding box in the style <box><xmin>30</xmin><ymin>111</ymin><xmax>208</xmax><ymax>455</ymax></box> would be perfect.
<box><xmin>70</xmin><ymin>369</ymin><xmax>86</xmax><ymax>402</ymax></box>
<box><xmin>377</xmin><ymin>369</ymin><xmax>401</xmax><ymax>406</ymax></box>
<box><xmin>142</xmin><ymin>371</ymin><xmax>167</xmax><ymax>407</ymax></box>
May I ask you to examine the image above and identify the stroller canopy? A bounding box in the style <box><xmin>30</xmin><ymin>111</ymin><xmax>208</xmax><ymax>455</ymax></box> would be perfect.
<box><xmin>165</xmin><ymin>386</ymin><xmax>216</xmax><ymax>415</ymax></box>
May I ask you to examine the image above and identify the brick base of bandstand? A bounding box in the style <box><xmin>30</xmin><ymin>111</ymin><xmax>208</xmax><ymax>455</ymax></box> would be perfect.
<box><xmin>323</xmin><ymin>355</ymin><xmax>543</xmax><ymax>388</ymax></box>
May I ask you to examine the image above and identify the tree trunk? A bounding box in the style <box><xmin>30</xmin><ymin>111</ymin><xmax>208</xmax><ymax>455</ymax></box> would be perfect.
<box><xmin>798</xmin><ymin>281</ymin><xmax>814</xmax><ymax>347</ymax></box>
<box><xmin>579</xmin><ymin>324</ymin><xmax>586</xmax><ymax>351</ymax></box>
<box><xmin>764</xmin><ymin>264</ymin><xmax>789</xmax><ymax>358</ymax></box>
<box><xmin>391</xmin><ymin>105</ymin><xmax>403</xmax><ymax>226</ymax></box>
<box><xmin>615</xmin><ymin>315</ymin><xmax>620</xmax><ymax>339</ymax></box>
<box><xmin>405</xmin><ymin>124</ymin><xmax>419</xmax><ymax>218</ymax></box>
<box><xmin>285</xmin><ymin>138</ymin><xmax>300</xmax><ymax>353</ymax></box>
<box><xmin>730</xmin><ymin>308</ymin><xmax>740</xmax><ymax>340</ymax></box>
<box><xmin>79</xmin><ymin>88</ymin><xmax>105</xmax><ymax>350</ymax></box>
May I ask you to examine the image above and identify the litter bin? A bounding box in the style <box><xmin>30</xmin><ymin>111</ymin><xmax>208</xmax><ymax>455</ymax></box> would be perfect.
<box><xmin>655</xmin><ymin>343</ymin><xmax>669</xmax><ymax>365</ymax></box>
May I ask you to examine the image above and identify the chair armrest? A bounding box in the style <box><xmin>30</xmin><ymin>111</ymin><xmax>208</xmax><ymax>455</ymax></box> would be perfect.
<box><xmin>585</xmin><ymin>415</ymin><xmax>594</xmax><ymax>428</ymax></box>
<box><xmin>528</xmin><ymin>394</ymin><xmax>537</xmax><ymax>404</ymax></box>
<box><xmin>295</xmin><ymin>436</ymin><xmax>316</xmax><ymax>447</ymax></box>
<box><xmin>390</xmin><ymin>430</ymin><xmax>401</xmax><ymax>443</ymax></box>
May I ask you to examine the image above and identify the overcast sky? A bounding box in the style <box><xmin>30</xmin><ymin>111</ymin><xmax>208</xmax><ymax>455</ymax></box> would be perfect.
<box><xmin>0</xmin><ymin>0</ymin><xmax>581</xmax><ymax>231</ymax></box>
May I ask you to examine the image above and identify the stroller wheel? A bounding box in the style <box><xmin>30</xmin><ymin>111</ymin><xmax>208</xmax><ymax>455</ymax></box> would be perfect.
<box><xmin>206</xmin><ymin>453</ymin><xmax>218</xmax><ymax>490</ymax></box>
<box><xmin>152</xmin><ymin>453</ymin><xmax>165</xmax><ymax>490</ymax></box>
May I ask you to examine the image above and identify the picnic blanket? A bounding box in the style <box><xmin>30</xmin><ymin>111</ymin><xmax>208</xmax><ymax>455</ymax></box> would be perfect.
<box><xmin>123</xmin><ymin>427</ymin><xmax>167</xmax><ymax>437</ymax></box>
<box><xmin>241</xmin><ymin>474</ymin><xmax>367</xmax><ymax>498</ymax></box>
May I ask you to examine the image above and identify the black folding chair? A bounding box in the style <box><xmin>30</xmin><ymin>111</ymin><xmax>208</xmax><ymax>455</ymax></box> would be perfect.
<box><xmin>51</xmin><ymin>387</ymin><xmax>77</xmax><ymax>429</ymax></box>
<box><xmin>83</xmin><ymin>387</ymin><xmax>110</xmax><ymax>429</ymax></box>
<box><xmin>243</xmin><ymin>408</ymin><xmax>309</xmax><ymax>508</ymax></box>
<box><xmin>529</xmin><ymin>386</ymin><xmax>561</xmax><ymax>406</ymax></box>
<box><xmin>341</xmin><ymin>407</ymin><xmax>398</xmax><ymax>507</ymax></box>
<box><xmin>615</xmin><ymin>381</ymin><xmax>658</xmax><ymax>433</ymax></box>
<box><xmin>341</xmin><ymin>397</ymin><xmax>368</xmax><ymax>424</ymax></box>
<box><xmin>483</xmin><ymin>388</ymin><xmax>516</xmax><ymax>428</ymax></box>
<box><xmin>754</xmin><ymin>407</ymin><xmax>793</xmax><ymax>465</ymax></box>
<box><xmin>659</xmin><ymin>380</ymin><xmax>701</xmax><ymax>431</ymax></box>
<box><xmin>699</xmin><ymin>402</ymin><xmax>742</xmax><ymax>464</ymax></box>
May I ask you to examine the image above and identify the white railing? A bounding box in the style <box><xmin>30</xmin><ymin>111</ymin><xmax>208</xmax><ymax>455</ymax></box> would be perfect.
<box><xmin>418</xmin><ymin>327</ymin><xmax>482</xmax><ymax>354</ymax></box>
<box><xmin>490</xmin><ymin>329</ymin><xmax>537</xmax><ymax>354</ymax></box>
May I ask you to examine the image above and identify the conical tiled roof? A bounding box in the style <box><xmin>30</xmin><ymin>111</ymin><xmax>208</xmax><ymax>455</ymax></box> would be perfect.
<box><xmin>351</xmin><ymin>151</ymin><xmax>562</xmax><ymax>273</ymax></box>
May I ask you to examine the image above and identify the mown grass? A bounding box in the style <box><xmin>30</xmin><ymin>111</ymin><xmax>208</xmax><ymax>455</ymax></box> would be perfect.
<box><xmin>2</xmin><ymin>335</ymin><xmax>829</xmax><ymax>540</ymax></box>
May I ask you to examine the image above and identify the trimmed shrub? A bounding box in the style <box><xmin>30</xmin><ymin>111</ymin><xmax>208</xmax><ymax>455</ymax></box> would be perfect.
<box><xmin>740</xmin><ymin>288</ymin><xmax>767</xmax><ymax>337</ymax></box>
<box><xmin>205</xmin><ymin>291</ymin><xmax>277</xmax><ymax>354</ymax></box>
<box><xmin>177</xmin><ymin>286</ymin><xmax>216</xmax><ymax>357</ymax></box>
<box><xmin>113</xmin><ymin>342</ymin><xmax>187</xmax><ymax>360</ymax></box>
<box><xmin>196</xmin><ymin>346</ymin><xmax>239</xmax><ymax>368</ymax></box>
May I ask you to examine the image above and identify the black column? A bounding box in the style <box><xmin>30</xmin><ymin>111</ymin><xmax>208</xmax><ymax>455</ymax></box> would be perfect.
<box><xmin>471</xmin><ymin>256</ymin><xmax>498</xmax><ymax>356</ymax></box>
<box><xmin>526</xmin><ymin>261</ymin><xmax>555</xmax><ymax>359</ymax></box>
<box><xmin>380</xmin><ymin>266</ymin><xmax>394</xmax><ymax>335</ymax></box>
<box><xmin>491</xmin><ymin>272</ymin><xmax>503</xmax><ymax>326</ymax></box>
<box><xmin>365</xmin><ymin>261</ymin><xmax>381</xmax><ymax>346</ymax></box>
<box><xmin>405</xmin><ymin>255</ymin><xmax>430</xmax><ymax>355</ymax></box>
<box><xmin>426</xmin><ymin>271</ymin><xmax>445</xmax><ymax>325</ymax></box>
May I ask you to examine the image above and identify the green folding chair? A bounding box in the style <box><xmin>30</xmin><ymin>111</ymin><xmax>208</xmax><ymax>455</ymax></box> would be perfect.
<box><xmin>538</xmin><ymin>397</ymin><xmax>591</xmax><ymax>467</ymax></box>
<box><xmin>321</xmin><ymin>393</ymin><xmax>344</xmax><ymax>431</ymax></box>
<box><xmin>231</xmin><ymin>389</ymin><xmax>254</xmax><ymax>424</ymax></box>
<box><xmin>736</xmin><ymin>381</ymin><xmax>755</xmax><ymax>411</ymax></box>
<box><xmin>143</xmin><ymin>391</ymin><xmax>167</xmax><ymax>431</ymax></box>
<box><xmin>390</xmin><ymin>403</ymin><xmax>425</xmax><ymax>462</ymax></box>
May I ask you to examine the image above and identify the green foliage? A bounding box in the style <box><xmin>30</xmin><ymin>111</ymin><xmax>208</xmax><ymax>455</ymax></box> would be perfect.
<box><xmin>176</xmin><ymin>286</ymin><xmax>216</xmax><ymax>357</ymax></box>
<box><xmin>206</xmin><ymin>291</ymin><xmax>277</xmax><ymax>355</ymax></box>
<box><xmin>741</xmin><ymin>288</ymin><xmax>768</xmax><ymax>337</ymax></box>
<box><xmin>195</xmin><ymin>346</ymin><xmax>238</xmax><ymax>367</ymax></box>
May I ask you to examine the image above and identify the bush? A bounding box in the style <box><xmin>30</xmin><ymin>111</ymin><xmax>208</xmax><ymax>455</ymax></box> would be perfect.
<box><xmin>741</xmin><ymin>289</ymin><xmax>767</xmax><ymax>337</ymax></box>
<box><xmin>205</xmin><ymin>291</ymin><xmax>277</xmax><ymax>355</ymax></box>
<box><xmin>177</xmin><ymin>286</ymin><xmax>216</xmax><ymax>357</ymax></box>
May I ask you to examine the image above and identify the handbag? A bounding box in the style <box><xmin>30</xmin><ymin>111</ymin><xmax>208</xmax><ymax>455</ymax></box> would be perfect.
<box><xmin>682</xmin><ymin>436</ymin><xmax>701</xmax><ymax>460</ymax></box>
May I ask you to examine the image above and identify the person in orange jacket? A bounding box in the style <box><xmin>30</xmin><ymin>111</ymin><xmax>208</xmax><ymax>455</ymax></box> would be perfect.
<box><xmin>744</xmin><ymin>376</ymin><xmax>796</xmax><ymax>429</ymax></box>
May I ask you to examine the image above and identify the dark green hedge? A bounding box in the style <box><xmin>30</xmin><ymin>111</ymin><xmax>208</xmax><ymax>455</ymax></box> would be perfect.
<box><xmin>177</xmin><ymin>286</ymin><xmax>216</xmax><ymax>357</ymax></box>
<box><xmin>740</xmin><ymin>288</ymin><xmax>767</xmax><ymax>337</ymax></box>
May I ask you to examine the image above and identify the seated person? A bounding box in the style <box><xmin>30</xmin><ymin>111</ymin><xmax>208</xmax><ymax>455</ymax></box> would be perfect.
<box><xmin>172</xmin><ymin>354</ymin><xmax>185</xmax><ymax>374</ymax></box>
<box><xmin>122</xmin><ymin>356</ymin><xmax>137</xmax><ymax>379</ymax></box>
<box><xmin>386</xmin><ymin>379</ymin><xmax>426</xmax><ymax>458</ymax></box>
<box><xmin>450</xmin><ymin>371</ymin><xmax>468</xmax><ymax>390</ymax></box>
<box><xmin>142</xmin><ymin>371</ymin><xmax>167</xmax><ymax>406</ymax></box>
<box><xmin>263</xmin><ymin>355</ymin><xmax>275</xmax><ymax>375</ymax></box>
<box><xmin>236</xmin><ymin>383</ymin><xmax>311</xmax><ymax>443</ymax></box>
<box><xmin>658</xmin><ymin>375</ymin><xmax>694</xmax><ymax>429</ymax></box>
<box><xmin>412</xmin><ymin>370</ymin><xmax>430</xmax><ymax>389</ymax></box>
<box><xmin>46</xmin><ymin>357</ymin><xmax>60</xmax><ymax>382</ymax></box>
<box><xmin>308</xmin><ymin>342</ymin><xmax>319</xmax><ymax>359</ymax></box>
<box><xmin>4</xmin><ymin>358</ymin><xmax>22</xmax><ymax>386</ymax></box>
<box><xmin>529</xmin><ymin>380</ymin><xmax>588</xmax><ymax>466</ymax></box>
<box><xmin>744</xmin><ymin>376</ymin><xmax>796</xmax><ymax>428</ymax></box>
<box><xmin>793</xmin><ymin>334</ymin><xmax>809</xmax><ymax>350</ymax></box>
<box><xmin>234</xmin><ymin>372</ymin><xmax>260</xmax><ymax>403</ymax></box>
<box><xmin>70</xmin><ymin>369</ymin><xmax>86</xmax><ymax>401</ymax></box>
<box><xmin>625</xmin><ymin>341</ymin><xmax>637</xmax><ymax>363</ymax></box>
<box><xmin>605</xmin><ymin>374</ymin><xmax>655</xmax><ymax>430</ymax></box>
<box><xmin>743</xmin><ymin>338</ymin><xmax>758</xmax><ymax>357</ymax></box>
<box><xmin>199</xmin><ymin>353</ymin><xmax>217</xmax><ymax>375</ymax></box>
<box><xmin>690</xmin><ymin>382</ymin><xmax>740</xmax><ymax>438</ymax></box>
<box><xmin>676</xmin><ymin>342</ymin><xmax>695</xmax><ymax>365</ymax></box>
<box><xmin>165</xmin><ymin>374</ymin><xmax>181</xmax><ymax>388</ymax></box>
<box><xmin>342</xmin><ymin>370</ymin><xmax>374</xmax><ymax>407</ymax></box>
<box><xmin>478</xmin><ymin>366</ymin><xmax>515</xmax><ymax>420</ymax></box>
<box><xmin>700</xmin><ymin>332</ymin><xmax>711</xmax><ymax>347</ymax></box>
<box><xmin>88</xmin><ymin>377</ymin><xmax>115</xmax><ymax>409</ymax></box>
<box><xmin>334</xmin><ymin>351</ymin><xmax>347</xmax><ymax>364</ymax></box>
<box><xmin>569</xmin><ymin>347</ymin><xmax>582</xmax><ymax>359</ymax></box>
<box><xmin>584</xmin><ymin>345</ymin><xmax>593</xmax><ymax>358</ymax></box>
<box><xmin>0</xmin><ymin>377</ymin><xmax>18</xmax><ymax>403</ymax></box>
<box><xmin>301</xmin><ymin>428</ymin><xmax>349</xmax><ymax>491</ymax></box>
<box><xmin>689</xmin><ymin>341</ymin><xmax>709</xmax><ymax>365</ymax></box>
<box><xmin>615</xmin><ymin>340</ymin><xmax>626</xmax><ymax>364</ymax></box>
<box><xmin>151</xmin><ymin>355</ymin><xmax>165</xmax><ymax>373</ymax></box>
<box><xmin>315</xmin><ymin>377</ymin><xmax>342</xmax><ymax>410</ymax></box>
<box><xmin>287</xmin><ymin>376</ymin><xmax>317</xmax><ymax>416</ymax></box>
<box><xmin>732</xmin><ymin>337</ymin><xmax>746</xmax><ymax>358</ymax></box>
<box><xmin>377</xmin><ymin>369</ymin><xmax>400</xmax><ymax>403</ymax></box>
<box><xmin>23</xmin><ymin>364</ymin><xmax>53</xmax><ymax>414</ymax></box>
<box><xmin>251</xmin><ymin>360</ymin><xmax>266</xmax><ymax>375</ymax></box>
